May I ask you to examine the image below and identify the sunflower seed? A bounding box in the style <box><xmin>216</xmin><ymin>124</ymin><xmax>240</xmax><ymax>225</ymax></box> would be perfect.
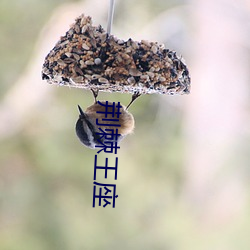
<box><xmin>128</xmin><ymin>77</ymin><xmax>135</xmax><ymax>84</ymax></box>
<box><xmin>85</xmin><ymin>60</ymin><xmax>94</xmax><ymax>65</ymax></box>
<box><xmin>140</xmin><ymin>75</ymin><xmax>149</xmax><ymax>82</ymax></box>
<box><xmin>147</xmin><ymin>72</ymin><xmax>154</xmax><ymax>78</ymax></box>
<box><xmin>141</xmin><ymin>40</ymin><xmax>150</xmax><ymax>47</ymax></box>
<box><xmin>98</xmin><ymin>77</ymin><xmax>109</xmax><ymax>84</ymax></box>
<box><xmin>129</xmin><ymin>68</ymin><xmax>142</xmax><ymax>77</ymax></box>
<box><xmin>151</xmin><ymin>45</ymin><xmax>158</xmax><ymax>54</ymax></box>
<box><xmin>72</xmin><ymin>76</ymin><xmax>84</xmax><ymax>83</ymax></box>
<box><xmin>65</xmin><ymin>52</ymin><xmax>72</xmax><ymax>58</ymax></box>
<box><xmin>82</xmin><ymin>43</ymin><xmax>90</xmax><ymax>50</ymax></box>
<box><xmin>63</xmin><ymin>58</ymin><xmax>75</xmax><ymax>64</ymax></box>
<box><xmin>72</xmin><ymin>53</ymin><xmax>80</xmax><ymax>60</ymax></box>
<box><xmin>92</xmin><ymin>74</ymin><xmax>101</xmax><ymax>79</ymax></box>
<box><xmin>57</xmin><ymin>59</ymin><xmax>67</xmax><ymax>66</ymax></box>
<box><xmin>75</xmin><ymin>24</ymin><xmax>80</xmax><ymax>34</ymax></box>
<box><xmin>74</xmin><ymin>66</ymin><xmax>83</xmax><ymax>75</ymax></box>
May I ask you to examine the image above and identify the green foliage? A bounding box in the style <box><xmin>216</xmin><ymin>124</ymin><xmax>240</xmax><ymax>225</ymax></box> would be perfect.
<box><xmin>0</xmin><ymin>0</ymin><xmax>71</xmax><ymax>97</ymax></box>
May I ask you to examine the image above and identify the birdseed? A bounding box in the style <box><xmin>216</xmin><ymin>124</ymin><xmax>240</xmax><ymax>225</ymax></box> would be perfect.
<box><xmin>42</xmin><ymin>14</ymin><xmax>190</xmax><ymax>95</ymax></box>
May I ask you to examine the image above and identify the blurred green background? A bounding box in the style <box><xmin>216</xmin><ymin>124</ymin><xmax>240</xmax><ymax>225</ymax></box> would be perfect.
<box><xmin>1</xmin><ymin>0</ymin><xmax>250</xmax><ymax>249</ymax></box>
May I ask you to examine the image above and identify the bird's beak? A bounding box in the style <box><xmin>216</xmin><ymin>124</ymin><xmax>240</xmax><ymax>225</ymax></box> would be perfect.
<box><xmin>77</xmin><ymin>105</ymin><xmax>86</xmax><ymax>119</ymax></box>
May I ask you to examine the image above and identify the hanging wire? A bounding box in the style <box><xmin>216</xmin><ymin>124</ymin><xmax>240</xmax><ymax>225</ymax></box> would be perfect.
<box><xmin>107</xmin><ymin>0</ymin><xmax>115</xmax><ymax>34</ymax></box>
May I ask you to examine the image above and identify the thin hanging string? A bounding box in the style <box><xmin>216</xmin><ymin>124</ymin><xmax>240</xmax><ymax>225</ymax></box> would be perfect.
<box><xmin>107</xmin><ymin>0</ymin><xmax>115</xmax><ymax>34</ymax></box>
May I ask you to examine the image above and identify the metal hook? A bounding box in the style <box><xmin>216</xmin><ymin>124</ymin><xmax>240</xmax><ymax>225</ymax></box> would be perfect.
<box><xmin>107</xmin><ymin>0</ymin><xmax>115</xmax><ymax>34</ymax></box>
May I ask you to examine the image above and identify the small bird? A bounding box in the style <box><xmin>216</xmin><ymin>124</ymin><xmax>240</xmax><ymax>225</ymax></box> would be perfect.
<box><xmin>75</xmin><ymin>90</ymin><xmax>135</xmax><ymax>149</ymax></box>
